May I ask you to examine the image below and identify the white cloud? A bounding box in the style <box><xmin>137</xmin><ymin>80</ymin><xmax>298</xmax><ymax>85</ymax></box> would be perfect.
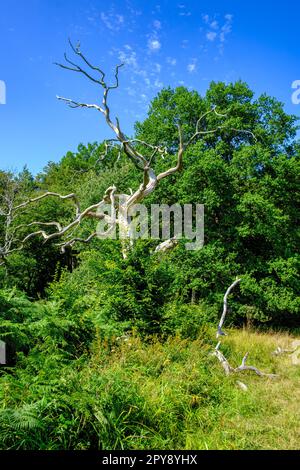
<box><xmin>181</xmin><ymin>39</ymin><xmax>189</xmax><ymax>48</ymax></box>
<box><xmin>148</xmin><ymin>38</ymin><xmax>161</xmax><ymax>51</ymax></box>
<box><xmin>178</xmin><ymin>4</ymin><xmax>191</xmax><ymax>15</ymax></box>
<box><xmin>100</xmin><ymin>12</ymin><xmax>112</xmax><ymax>29</ymax></box>
<box><xmin>155</xmin><ymin>63</ymin><xmax>161</xmax><ymax>73</ymax></box>
<box><xmin>167</xmin><ymin>57</ymin><xmax>177</xmax><ymax>66</ymax></box>
<box><xmin>220</xmin><ymin>17</ymin><xmax>233</xmax><ymax>42</ymax></box>
<box><xmin>202</xmin><ymin>13</ymin><xmax>233</xmax><ymax>53</ymax></box>
<box><xmin>206</xmin><ymin>31</ymin><xmax>217</xmax><ymax>41</ymax></box>
<box><xmin>125</xmin><ymin>3</ymin><xmax>142</xmax><ymax>17</ymax></box>
<box><xmin>153</xmin><ymin>20</ymin><xmax>161</xmax><ymax>30</ymax></box>
<box><xmin>100</xmin><ymin>11</ymin><xmax>124</xmax><ymax>31</ymax></box>
<box><xmin>118</xmin><ymin>49</ymin><xmax>138</xmax><ymax>68</ymax></box>
<box><xmin>125</xmin><ymin>86</ymin><xmax>136</xmax><ymax>96</ymax></box>
<box><xmin>187</xmin><ymin>59</ymin><xmax>197</xmax><ymax>73</ymax></box>
<box><xmin>154</xmin><ymin>78</ymin><xmax>163</xmax><ymax>88</ymax></box>
<box><xmin>136</xmin><ymin>68</ymin><xmax>148</xmax><ymax>78</ymax></box>
<box><xmin>219</xmin><ymin>14</ymin><xmax>233</xmax><ymax>52</ymax></box>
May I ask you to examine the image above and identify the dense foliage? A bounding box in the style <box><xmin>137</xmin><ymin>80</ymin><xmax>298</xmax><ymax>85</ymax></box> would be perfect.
<box><xmin>0</xmin><ymin>81</ymin><xmax>299</xmax><ymax>449</ymax></box>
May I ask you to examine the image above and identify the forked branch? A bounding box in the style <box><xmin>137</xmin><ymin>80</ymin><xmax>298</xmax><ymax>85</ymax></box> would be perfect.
<box><xmin>213</xmin><ymin>342</ymin><xmax>277</xmax><ymax>378</ymax></box>
<box><xmin>217</xmin><ymin>278</ymin><xmax>241</xmax><ymax>337</ymax></box>
<box><xmin>214</xmin><ymin>279</ymin><xmax>277</xmax><ymax>379</ymax></box>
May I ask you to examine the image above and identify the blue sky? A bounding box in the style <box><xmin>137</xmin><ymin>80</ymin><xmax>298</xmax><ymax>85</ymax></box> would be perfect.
<box><xmin>0</xmin><ymin>0</ymin><xmax>299</xmax><ymax>174</ymax></box>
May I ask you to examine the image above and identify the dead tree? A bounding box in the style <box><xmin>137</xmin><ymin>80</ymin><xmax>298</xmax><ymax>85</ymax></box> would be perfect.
<box><xmin>0</xmin><ymin>175</ymin><xmax>22</xmax><ymax>266</ymax></box>
<box><xmin>217</xmin><ymin>278</ymin><xmax>241</xmax><ymax>337</ymax></box>
<box><xmin>1</xmin><ymin>40</ymin><xmax>256</xmax><ymax>261</ymax></box>
<box><xmin>213</xmin><ymin>278</ymin><xmax>277</xmax><ymax>379</ymax></box>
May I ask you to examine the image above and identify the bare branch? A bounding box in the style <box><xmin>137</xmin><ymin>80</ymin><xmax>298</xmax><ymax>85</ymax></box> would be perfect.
<box><xmin>58</xmin><ymin>232</ymin><xmax>98</xmax><ymax>253</ymax></box>
<box><xmin>154</xmin><ymin>237</ymin><xmax>178</xmax><ymax>254</ymax></box>
<box><xmin>187</xmin><ymin>107</ymin><xmax>256</xmax><ymax>147</ymax></box>
<box><xmin>157</xmin><ymin>124</ymin><xmax>184</xmax><ymax>181</ymax></box>
<box><xmin>0</xmin><ymin>185</ymin><xmax>117</xmax><ymax>260</ymax></box>
<box><xmin>272</xmin><ymin>346</ymin><xmax>297</xmax><ymax>356</ymax></box>
<box><xmin>108</xmin><ymin>63</ymin><xmax>124</xmax><ymax>90</ymax></box>
<box><xmin>217</xmin><ymin>278</ymin><xmax>241</xmax><ymax>338</ymax></box>
<box><xmin>56</xmin><ymin>96</ymin><xmax>104</xmax><ymax>113</ymax></box>
<box><xmin>213</xmin><ymin>280</ymin><xmax>277</xmax><ymax>379</ymax></box>
<box><xmin>213</xmin><ymin>343</ymin><xmax>277</xmax><ymax>378</ymax></box>
<box><xmin>67</xmin><ymin>38</ymin><xmax>106</xmax><ymax>83</ymax></box>
<box><xmin>55</xmin><ymin>48</ymin><xmax>105</xmax><ymax>86</ymax></box>
<box><xmin>196</xmin><ymin>106</ymin><xmax>226</xmax><ymax>133</ymax></box>
<box><xmin>12</xmin><ymin>191</ymin><xmax>81</xmax><ymax>217</ymax></box>
<box><xmin>55</xmin><ymin>41</ymin><xmax>150</xmax><ymax>172</ymax></box>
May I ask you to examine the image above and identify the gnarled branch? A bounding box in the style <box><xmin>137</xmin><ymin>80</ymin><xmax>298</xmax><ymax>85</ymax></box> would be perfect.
<box><xmin>213</xmin><ymin>279</ymin><xmax>277</xmax><ymax>379</ymax></box>
<box><xmin>213</xmin><ymin>342</ymin><xmax>277</xmax><ymax>378</ymax></box>
<box><xmin>217</xmin><ymin>278</ymin><xmax>241</xmax><ymax>337</ymax></box>
<box><xmin>2</xmin><ymin>41</ymin><xmax>257</xmax><ymax>262</ymax></box>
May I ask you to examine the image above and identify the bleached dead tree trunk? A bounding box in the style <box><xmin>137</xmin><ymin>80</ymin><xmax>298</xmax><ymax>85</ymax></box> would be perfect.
<box><xmin>217</xmin><ymin>278</ymin><xmax>241</xmax><ymax>337</ymax></box>
<box><xmin>0</xmin><ymin>177</ymin><xmax>21</xmax><ymax>267</ymax></box>
<box><xmin>213</xmin><ymin>279</ymin><xmax>277</xmax><ymax>379</ymax></box>
<box><xmin>0</xmin><ymin>40</ymin><xmax>256</xmax><ymax>262</ymax></box>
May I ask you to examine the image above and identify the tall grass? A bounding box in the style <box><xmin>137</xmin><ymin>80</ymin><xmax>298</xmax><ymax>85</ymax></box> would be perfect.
<box><xmin>0</xmin><ymin>327</ymin><xmax>299</xmax><ymax>450</ymax></box>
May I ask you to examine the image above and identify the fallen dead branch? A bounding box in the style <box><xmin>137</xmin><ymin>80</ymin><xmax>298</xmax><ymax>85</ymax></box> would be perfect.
<box><xmin>213</xmin><ymin>279</ymin><xmax>277</xmax><ymax>379</ymax></box>
<box><xmin>213</xmin><ymin>341</ymin><xmax>277</xmax><ymax>378</ymax></box>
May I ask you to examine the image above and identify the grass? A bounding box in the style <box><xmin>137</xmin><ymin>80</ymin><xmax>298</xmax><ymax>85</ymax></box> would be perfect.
<box><xmin>0</xmin><ymin>327</ymin><xmax>299</xmax><ymax>450</ymax></box>
<box><xmin>85</xmin><ymin>327</ymin><xmax>300</xmax><ymax>450</ymax></box>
